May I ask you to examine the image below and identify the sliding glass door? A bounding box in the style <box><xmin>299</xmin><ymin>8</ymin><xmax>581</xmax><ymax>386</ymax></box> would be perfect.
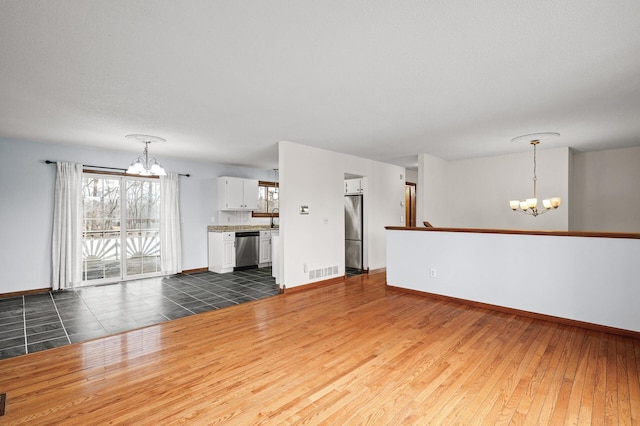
<box><xmin>81</xmin><ymin>174</ymin><xmax>160</xmax><ymax>284</ymax></box>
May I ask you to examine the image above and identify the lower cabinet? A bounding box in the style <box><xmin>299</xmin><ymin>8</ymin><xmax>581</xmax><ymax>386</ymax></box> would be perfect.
<box><xmin>209</xmin><ymin>232</ymin><xmax>235</xmax><ymax>273</ymax></box>
<box><xmin>258</xmin><ymin>230</ymin><xmax>271</xmax><ymax>267</ymax></box>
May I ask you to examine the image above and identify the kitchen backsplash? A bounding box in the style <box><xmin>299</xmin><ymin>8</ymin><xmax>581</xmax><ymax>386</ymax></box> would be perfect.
<box><xmin>208</xmin><ymin>224</ymin><xmax>278</xmax><ymax>232</ymax></box>
<box><xmin>217</xmin><ymin>210</ymin><xmax>271</xmax><ymax>227</ymax></box>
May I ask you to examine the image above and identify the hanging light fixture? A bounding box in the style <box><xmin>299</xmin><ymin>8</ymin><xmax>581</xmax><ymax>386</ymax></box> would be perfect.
<box><xmin>125</xmin><ymin>134</ymin><xmax>167</xmax><ymax>176</ymax></box>
<box><xmin>509</xmin><ymin>132</ymin><xmax>561</xmax><ymax>217</ymax></box>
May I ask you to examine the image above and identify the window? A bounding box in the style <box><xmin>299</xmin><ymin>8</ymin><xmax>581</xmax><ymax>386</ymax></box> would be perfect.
<box><xmin>253</xmin><ymin>181</ymin><xmax>279</xmax><ymax>217</ymax></box>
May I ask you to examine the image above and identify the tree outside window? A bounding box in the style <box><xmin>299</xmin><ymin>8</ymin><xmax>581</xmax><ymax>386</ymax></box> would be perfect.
<box><xmin>253</xmin><ymin>181</ymin><xmax>279</xmax><ymax>217</ymax></box>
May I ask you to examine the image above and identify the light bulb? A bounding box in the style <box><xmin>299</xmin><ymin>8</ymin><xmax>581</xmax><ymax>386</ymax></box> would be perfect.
<box><xmin>127</xmin><ymin>161</ymin><xmax>145</xmax><ymax>174</ymax></box>
<box><xmin>150</xmin><ymin>163</ymin><xmax>166</xmax><ymax>176</ymax></box>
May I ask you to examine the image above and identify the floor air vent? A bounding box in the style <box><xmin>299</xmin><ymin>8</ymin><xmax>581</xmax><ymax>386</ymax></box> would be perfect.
<box><xmin>309</xmin><ymin>265</ymin><xmax>339</xmax><ymax>280</ymax></box>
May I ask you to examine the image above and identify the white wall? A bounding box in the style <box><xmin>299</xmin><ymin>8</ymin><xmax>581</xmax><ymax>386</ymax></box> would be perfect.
<box><xmin>405</xmin><ymin>169</ymin><xmax>418</xmax><ymax>184</ymax></box>
<box><xmin>386</xmin><ymin>229</ymin><xmax>640</xmax><ymax>332</ymax></box>
<box><xmin>368</xmin><ymin>162</ymin><xmax>407</xmax><ymax>268</ymax></box>
<box><xmin>417</xmin><ymin>145</ymin><xmax>640</xmax><ymax>232</ymax></box>
<box><xmin>279</xmin><ymin>141</ymin><xmax>405</xmax><ymax>289</ymax></box>
<box><xmin>418</xmin><ymin>148</ymin><xmax>570</xmax><ymax>230</ymax></box>
<box><xmin>418</xmin><ymin>153</ymin><xmax>449</xmax><ymax>227</ymax></box>
<box><xmin>570</xmin><ymin>146</ymin><xmax>640</xmax><ymax>232</ymax></box>
<box><xmin>0</xmin><ymin>138</ymin><xmax>271</xmax><ymax>293</ymax></box>
<box><xmin>447</xmin><ymin>147</ymin><xmax>569</xmax><ymax>230</ymax></box>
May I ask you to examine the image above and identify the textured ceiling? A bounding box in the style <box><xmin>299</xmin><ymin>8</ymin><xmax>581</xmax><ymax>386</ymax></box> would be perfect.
<box><xmin>1</xmin><ymin>1</ymin><xmax>640</xmax><ymax>169</ymax></box>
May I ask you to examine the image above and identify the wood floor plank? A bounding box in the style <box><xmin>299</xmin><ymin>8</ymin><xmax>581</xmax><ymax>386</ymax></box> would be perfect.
<box><xmin>404</xmin><ymin>312</ymin><xmax>518</xmax><ymax>424</ymax></box>
<box><xmin>629</xmin><ymin>338</ymin><xmax>640</xmax><ymax>425</ymax></box>
<box><xmin>445</xmin><ymin>316</ymin><xmax>536</xmax><ymax>424</ymax></box>
<box><xmin>510</xmin><ymin>325</ymin><xmax>564</xmax><ymax>425</ymax></box>
<box><xmin>589</xmin><ymin>333</ymin><xmax>610</xmax><ymax>423</ymax></box>
<box><xmin>606</xmin><ymin>336</ymin><xmax>620</xmax><ymax>424</ymax></box>
<box><xmin>0</xmin><ymin>271</ymin><xmax>638</xmax><ymax>425</ymax></box>
<box><xmin>563</xmin><ymin>333</ymin><xmax>593</xmax><ymax>424</ymax></box>
<box><xmin>617</xmin><ymin>336</ymin><xmax>633</xmax><ymax>425</ymax></box>
<box><xmin>492</xmin><ymin>322</ymin><xmax>557</xmax><ymax>425</ymax></box>
<box><xmin>576</xmin><ymin>332</ymin><xmax>600</xmax><ymax>424</ymax></box>
<box><xmin>458</xmin><ymin>320</ymin><xmax>543</xmax><ymax>424</ymax></box>
<box><xmin>548</xmin><ymin>330</ymin><xmax>589</xmax><ymax>425</ymax></box>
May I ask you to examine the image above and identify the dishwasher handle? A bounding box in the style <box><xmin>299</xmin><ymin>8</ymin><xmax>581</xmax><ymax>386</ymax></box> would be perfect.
<box><xmin>235</xmin><ymin>231</ymin><xmax>260</xmax><ymax>237</ymax></box>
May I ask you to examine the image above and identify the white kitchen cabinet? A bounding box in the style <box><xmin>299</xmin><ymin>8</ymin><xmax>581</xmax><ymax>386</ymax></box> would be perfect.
<box><xmin>208</xmin><ymin>231</ymin><xmax>235</xmax><ymax>273</ymax></box>
<box><xmin>345</xmin><ymin>178</ymin><xmax>363</xmax><ymax>194</ymax></box>
<box><xmin>218</xmin><ymin>177</ymin><xmax>259</xmax><ymax>211</ymax></box>
<box><xmin>258</xmin><ymin>230</ymin><xmax>271</xmax><ymax>267</ymax></box>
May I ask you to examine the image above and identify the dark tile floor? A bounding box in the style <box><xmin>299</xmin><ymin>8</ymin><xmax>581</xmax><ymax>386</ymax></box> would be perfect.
<box><xmin>0</xmin><ymin>267</ymin><xmax>278</xmax><ymax>360</ymax></box>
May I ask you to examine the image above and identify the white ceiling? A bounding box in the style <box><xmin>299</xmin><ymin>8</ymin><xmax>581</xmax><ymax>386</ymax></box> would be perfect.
<box><xmin>2</xmin><ymin>1</ymin><xmax>640</xmax><ymax>170</ymax></box>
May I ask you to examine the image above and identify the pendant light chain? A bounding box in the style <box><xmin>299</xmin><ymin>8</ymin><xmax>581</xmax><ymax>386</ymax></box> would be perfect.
<box><xmin>532</xmin><ymin>141</ymin><xmax>537</xmax><ymax>199</ymax></box>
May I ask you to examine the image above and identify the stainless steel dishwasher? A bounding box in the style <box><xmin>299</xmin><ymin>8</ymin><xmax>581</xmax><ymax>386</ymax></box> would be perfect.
<box><xmin>234</xmin><ymin>231</ymin><xmax>259</xmax><ymax>269</ymax></box>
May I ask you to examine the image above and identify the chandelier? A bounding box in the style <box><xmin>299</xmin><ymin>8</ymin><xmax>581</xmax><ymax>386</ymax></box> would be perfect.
<box><xmin>509</xmin><ymin>132</ymin><xmax>561</xmax><ymax>217</ymax></box>
<box><xmin>125</xmin><ymin>134</ymin><xmax>167</xmax><ymax>176</ymax></box>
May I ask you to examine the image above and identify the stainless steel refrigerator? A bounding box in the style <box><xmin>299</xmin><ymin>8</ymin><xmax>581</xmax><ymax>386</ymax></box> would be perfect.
<box><xmin>345</xmin><ymin>194</ymin><xmax>363</xmax><ymax>270</ymax></box>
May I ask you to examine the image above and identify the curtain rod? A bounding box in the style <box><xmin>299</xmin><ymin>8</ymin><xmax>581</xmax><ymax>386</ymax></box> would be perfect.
<box><xmin>44</xmin><ymin>160</ymin><xmax>190</xmax><ymax>177</ymax></box>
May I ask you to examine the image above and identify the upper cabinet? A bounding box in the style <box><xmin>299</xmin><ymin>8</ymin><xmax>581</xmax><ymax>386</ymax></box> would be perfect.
<box><xmin>345</xmin><ymin>178</ymin><xmax>363</xmax><ymax>195</ymax></box>
<box><xmin>218</xmin><ymin>177</ymin><xmax>259</xmax><ymax>211</ymax></box>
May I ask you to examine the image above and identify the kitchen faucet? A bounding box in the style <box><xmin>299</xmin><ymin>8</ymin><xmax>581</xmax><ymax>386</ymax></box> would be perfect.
<box><xmin>270</xmin><ymin>208</ymin><xmax>279</xmax><ymax>228</ymax></box>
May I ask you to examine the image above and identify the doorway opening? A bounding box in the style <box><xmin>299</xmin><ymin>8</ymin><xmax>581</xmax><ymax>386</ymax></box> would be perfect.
<box><xmin>344</xmin><ymin>174</ymin><xmax>364</xmax><ymax>277</ymax></box>
<box><xmin>405</xmin><ymin>182</ymin><xmax>416</xmax><ymax>227</ymax></box>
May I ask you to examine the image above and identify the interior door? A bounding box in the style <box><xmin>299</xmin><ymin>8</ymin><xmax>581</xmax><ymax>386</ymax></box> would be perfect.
<box><xmin>405</xmin><ymin>183</ymin><xmax>416</xmax><ymax>227</ymax></box>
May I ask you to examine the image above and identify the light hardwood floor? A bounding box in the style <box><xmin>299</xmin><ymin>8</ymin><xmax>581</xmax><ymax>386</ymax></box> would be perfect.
<box><xmin>1</xmin><ymin>271</ymin><xmax>639</xmax><ymax>424</ymax></box>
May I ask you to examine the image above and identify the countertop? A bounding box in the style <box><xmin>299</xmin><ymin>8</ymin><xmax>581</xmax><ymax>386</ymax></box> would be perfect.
<box><xmin>384</xmin><ymin>226</ymin><xmax>640</xmax><ymax>240</ymax></box>
<box><xmin>208</xmin><ymin>225</ymin><xmax>279</xmax><ymax>232</ymax></box>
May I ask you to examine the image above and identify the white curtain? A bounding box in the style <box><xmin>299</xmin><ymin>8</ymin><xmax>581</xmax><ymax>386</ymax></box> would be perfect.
<box><xmin>51</xmin><ymin>162</ymin><xmax>83</xmax><ymax>290</ymax></box>
<box><xmin>160</xmin><ymin>172</ymin><xmax>182</xmax><ymax>274</ymax></box>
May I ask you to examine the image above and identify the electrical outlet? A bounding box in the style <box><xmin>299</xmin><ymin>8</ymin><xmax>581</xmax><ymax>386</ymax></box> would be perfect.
<box><xmin>430</xmin><ymin>268</ymin><xmax>437</xmax><ymax>278</ymax></box>
<box><xmin>210</xmin><ymin>216</ymin><xmax>215</xmax><ymax>223</ymax></box>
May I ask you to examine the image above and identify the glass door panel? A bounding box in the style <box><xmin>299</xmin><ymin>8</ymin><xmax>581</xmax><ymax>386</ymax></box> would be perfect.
<box><xmin>82</xmin><ymin>176</ymin><xmax>121</xmax><ymax>281</ymax></box>
<box><xmin>124</xmin><ymin>179</ymin><xmax>160</xmax><ymax>278</ymax></box>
